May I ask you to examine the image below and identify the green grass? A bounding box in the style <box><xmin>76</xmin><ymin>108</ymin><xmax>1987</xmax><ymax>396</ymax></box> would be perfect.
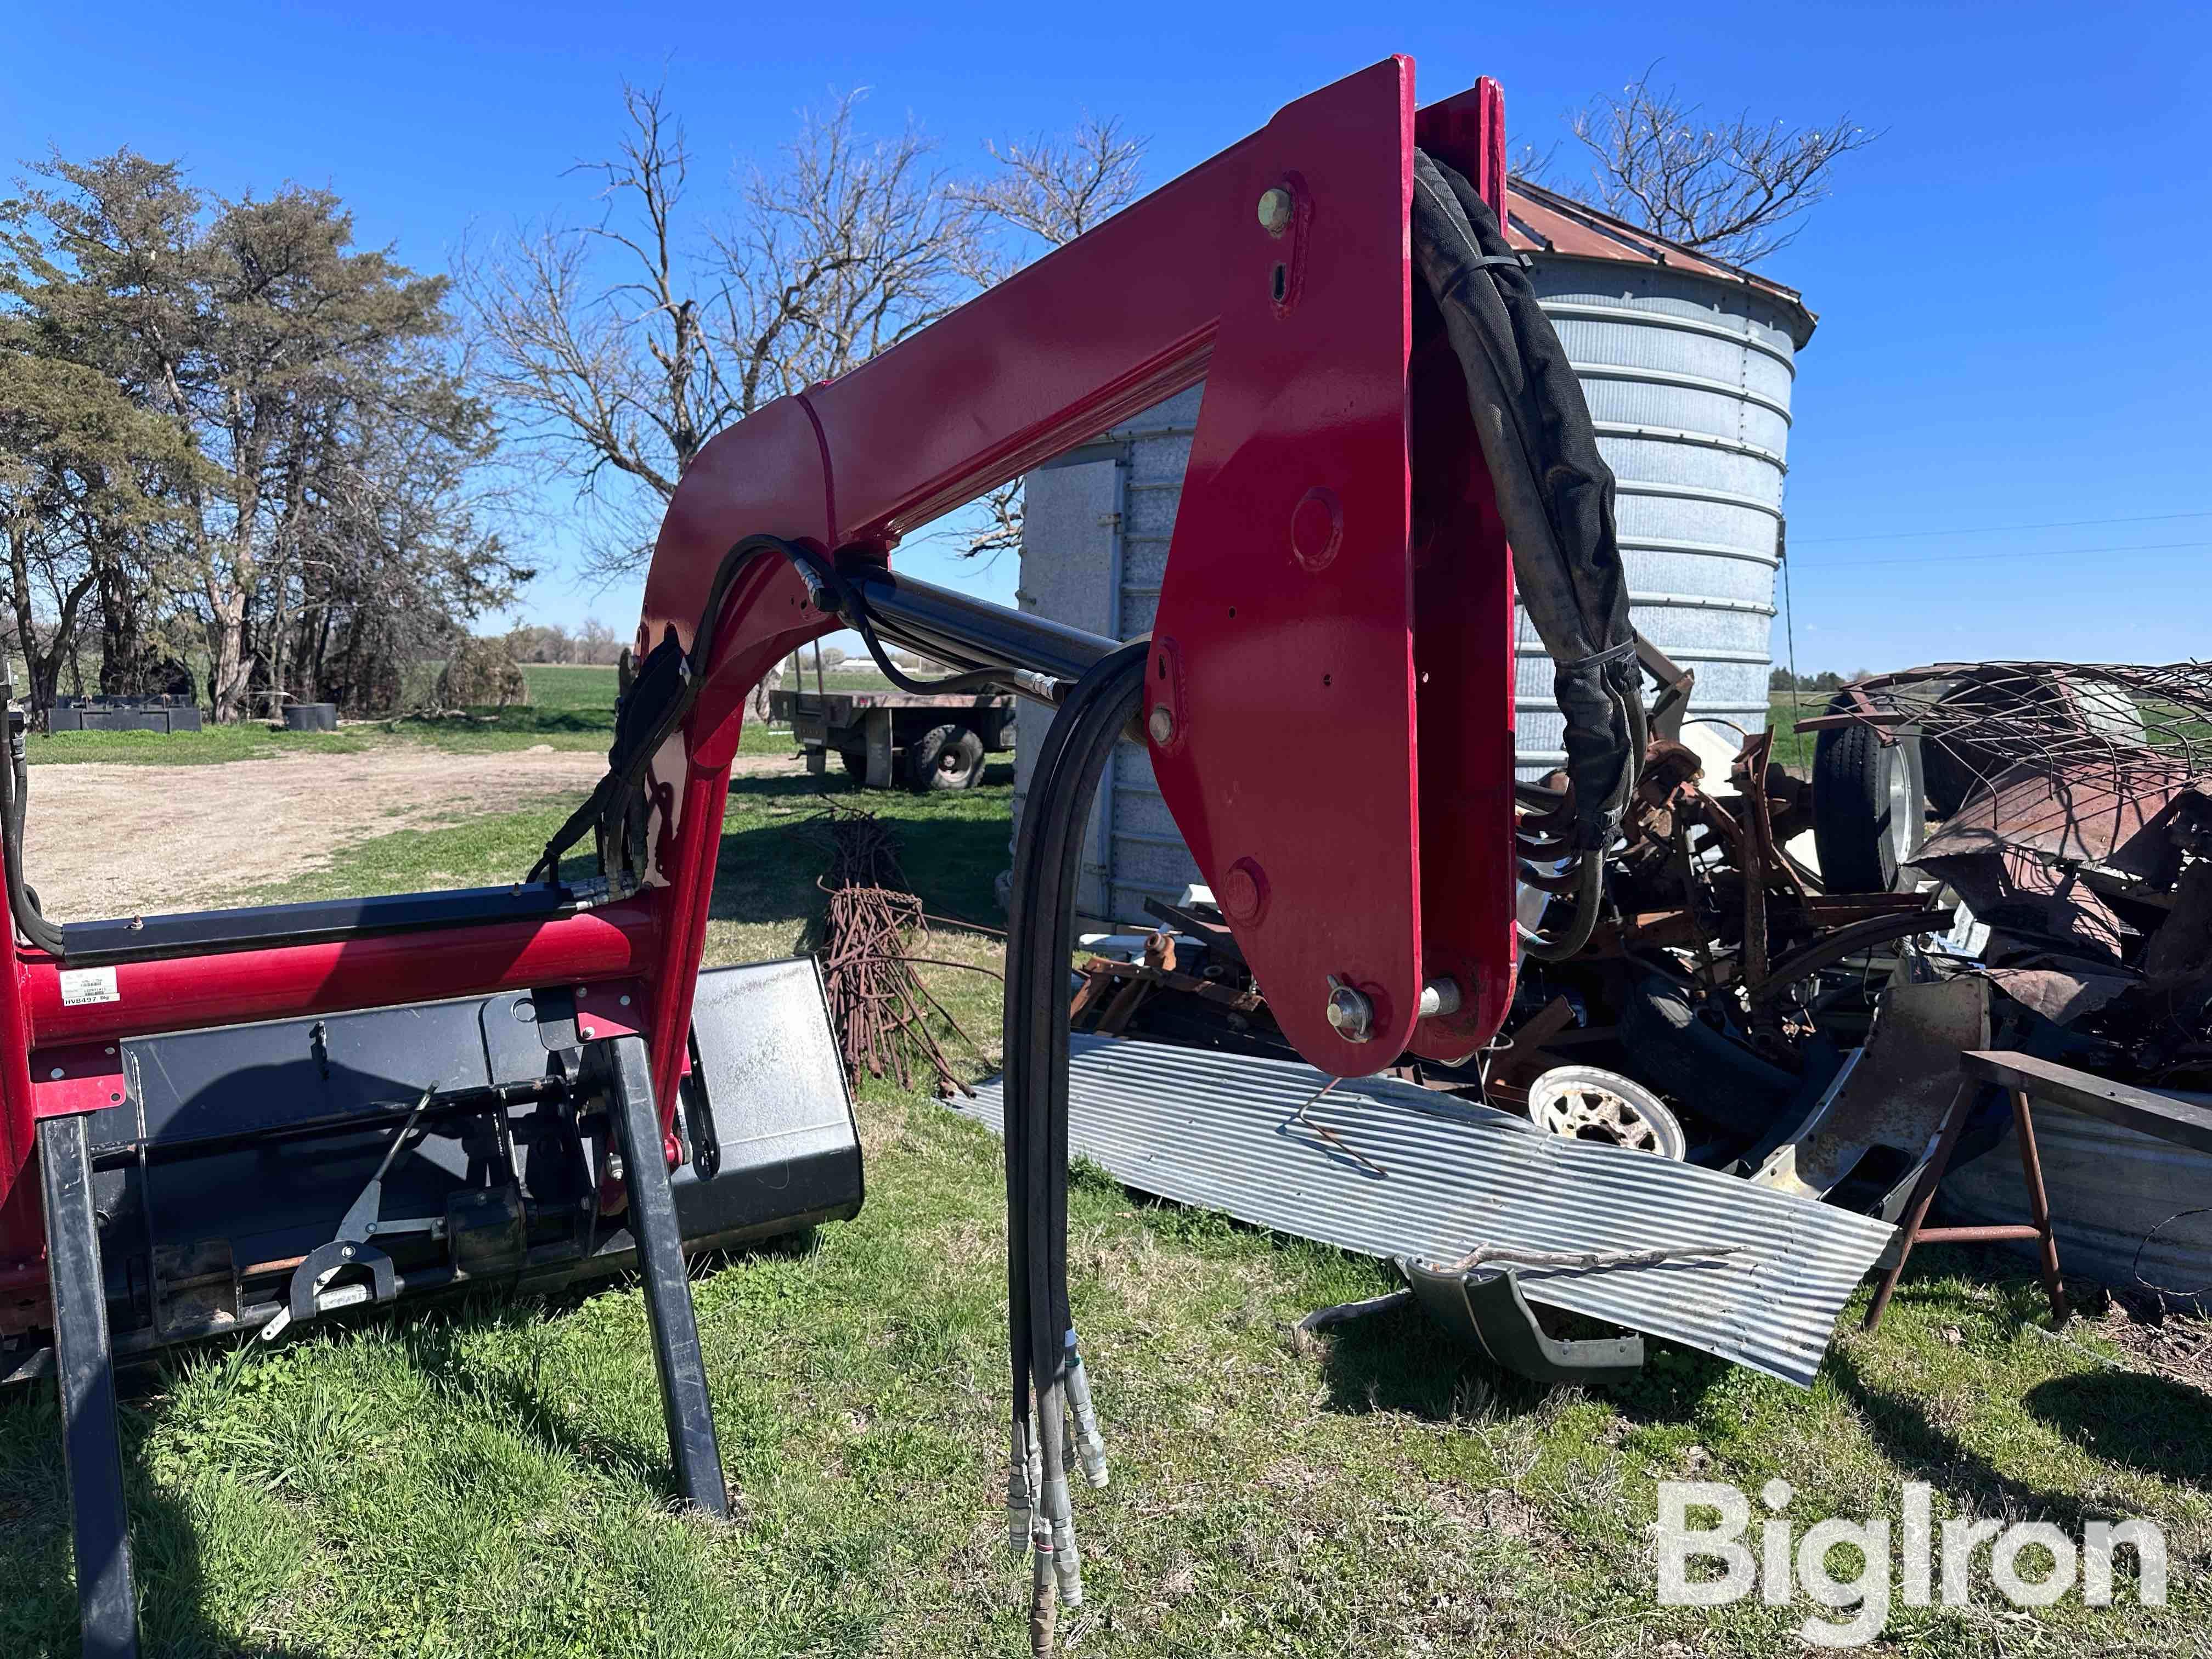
<box><xmin>3</xmin><ymin>764</ymin><xmax>2207</xmax><ymax>1656</ymax></box>
<box><xmin>24</xmin><ymin>724</ymin><xmax>386</xmax><ymax>766</ymax></box>
<box><xmin>26</xmin><ymin>665</ymin><xmax>794</xmax><ymax>765</ymax></box>
<box><xmin>1766</xmin><ymin>691</ymin><xmax>1821</xmax><ymax>773</ymax></box>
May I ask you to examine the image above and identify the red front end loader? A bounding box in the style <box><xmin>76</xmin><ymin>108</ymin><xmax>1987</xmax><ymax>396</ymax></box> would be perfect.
<box><xmin>0</xmin><ymin>58</ymin><xmax>1639</xmax><ymax>1656</ymax></box>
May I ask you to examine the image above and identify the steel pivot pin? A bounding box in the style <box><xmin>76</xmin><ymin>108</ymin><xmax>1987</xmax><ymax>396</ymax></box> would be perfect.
<box><xmin>1325</xmin><ymin>976</ymin><xmax>1373</xmax><ymax>1042</ymax></box>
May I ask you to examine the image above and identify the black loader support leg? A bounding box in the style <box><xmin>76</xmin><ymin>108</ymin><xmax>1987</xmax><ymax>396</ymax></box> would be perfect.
<box><xmin>40</xmin><ymin>1113</ymin><xmax>140</xmax><ymax>1659</ymax></box>
<box><xmin>601</xmin><ymin>1035</ymin><xmax>729</xmax><ymax>1517</ymax></box>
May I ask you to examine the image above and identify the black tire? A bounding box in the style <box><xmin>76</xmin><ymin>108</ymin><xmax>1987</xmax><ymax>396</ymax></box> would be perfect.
<box><xmin>1617</xmin><ymin>975</ymin><xmax>1800</xmax><ymax>1137</ymax></box>
<box><xmin>1811</xmin><ymin>694</ymin><xmax>1926</xmax><ymax>893</ymax></box>
<box><xmin>906</xmin><ymin>723</ymin><xmax>985</xmax><ymax>792</ymax></box>
<box><xmin>1920</xmin><ymin>732</ymin><xmax>1978</xmax><ymax>823</ymax></box>
<box><xmin>835</xmin><ymin>746</ymin><xmax>868</xmax><ymax>781</ymax></box>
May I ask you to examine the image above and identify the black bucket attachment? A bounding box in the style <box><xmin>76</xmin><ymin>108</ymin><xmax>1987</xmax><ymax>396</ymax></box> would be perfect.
<box><xmin>2</xmin><ymin>955</ymin><xmax>861</xmax><ymax>1378</ymax></box>
<box><xmin>11</xmin><ymin>956</ymin><xmax>862</xmax><ymax>1655</ymax></box>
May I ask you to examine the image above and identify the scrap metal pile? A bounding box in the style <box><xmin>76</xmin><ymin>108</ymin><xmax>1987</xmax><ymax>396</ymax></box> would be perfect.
<box><xmin>1079</xmin><ymin>658</ymin><xmax>2212</xmax><ymax>1212</ymax></box>
<box><xmin>1083</xmin><ymin>733</ymin><xmax>1950</xmax><ymax>1180</ymax></box>
<box><xmin>1811</xmin><ymin>661</ymin><xmax>2212</xmax><ymax>1084</ymax></box>
<box><xmin>816</xmin><ymin>806</ymin><xmax>990</xmax><ymax>1097</ymax></box>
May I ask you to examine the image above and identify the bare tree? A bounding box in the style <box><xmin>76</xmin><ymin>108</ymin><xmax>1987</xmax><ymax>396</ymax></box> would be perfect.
<box><xmin>1565</xmin><ymin>67</ymin><xmax>1876</xmax><ymax>265</ymax></box>
<box><xmin>958</xmin><ymin>117</ymin><xmax>1146</xmax><ymax>266</ymax></box>
<box><xmin>1505</xmin><ymin>137</ymin><xmax>1559</xmax><ymax>187</ymax></box>
<box><xmin>955</xmin><ymin>117</ymin><xmax>1148</xmax><ymax>562</ymax></box>
<box><xmin>575</xmin><ymin>617</ymin><xmax>622</xmax><ymax>664</ymax></box>
<box><xmin>465</xmin><ymin>84</ymin><xmax>992</xmax><ymax>584</ymax></box>
<box><xmin>716</xmin><ymin>91</ymin><xmax>987</xmax><ymax>404</ymax></box>
<box><xmin>463</xmin><ymin>84</ymin><xmax>741</xmax><ymax>571</ymax></box>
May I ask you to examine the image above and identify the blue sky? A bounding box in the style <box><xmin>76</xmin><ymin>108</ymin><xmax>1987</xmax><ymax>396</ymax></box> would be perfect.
<box><xmin>6</xmin><ymin>3</ymin><xmax>2207</xmax><ymax>672</ymax></box>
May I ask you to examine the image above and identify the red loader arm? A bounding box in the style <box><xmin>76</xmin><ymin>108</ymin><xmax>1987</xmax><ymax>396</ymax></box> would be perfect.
<box><xmin>632</xmin><ymin>55</ymin><xmax>1519</xmax><ymax>1116</ymax></box>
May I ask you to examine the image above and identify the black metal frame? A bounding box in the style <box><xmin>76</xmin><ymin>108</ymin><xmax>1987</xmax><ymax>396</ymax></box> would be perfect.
<box><xmin>839</xmin><ymin>558</ymin><xmax>1119</xmax><ymax>687</ymax></box>
<box><xmin>57</xmin><ymin>881</ymin><xmax>584</xmax><ymax>966</ymax></box>
<box><xmin>40</xmin><ymin>1113</ymin><xmax>140</xmax><ymax>1659</ymax></box>
<box><xmin>597</xmin><ymin>1034</ymin><xmax>729</xmax><ymax>1516</ymax></box>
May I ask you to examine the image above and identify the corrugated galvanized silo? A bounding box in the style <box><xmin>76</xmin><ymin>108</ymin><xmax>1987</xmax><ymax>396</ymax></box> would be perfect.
<box><xmin>1011</xmin><ymin>182</ymin><xmax>1817</xmax><ymax>926</ymax></box>
<box><xmin>1504</xmin><ymin>179</ymin><xmax>1816</xmax><ymax>775</ymax></box>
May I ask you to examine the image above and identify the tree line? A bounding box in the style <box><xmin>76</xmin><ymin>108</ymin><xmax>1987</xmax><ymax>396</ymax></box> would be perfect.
<box><xmin>503</xmin><ymin>619</ymin><xmax>625</xmax><ymax>667</ymax></box>
<box><xmin>0</xmin><ymin>97</ymin><xmax>1143</xmax><ymax>725</ymax></box>
<box><xmin>1770</xmin><ymin>667</ymin><xmax>1875</xmax><ymax>693</ymax></box>
<box><xmin>1</xmin><ymin>154</ymin><xmax>520</xmax><ymax>725</ymax></box>
<box><xmin>3</xmin><ymin>69</ymin><xmax>1864</xmax><ymax>726</ymax></box>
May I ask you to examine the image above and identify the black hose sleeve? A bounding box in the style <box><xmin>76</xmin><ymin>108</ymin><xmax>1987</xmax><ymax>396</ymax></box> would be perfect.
<box><xmin>0</xmin><ymin>723</ymin><xmax>64</xmax><ymax>957</ymax></box>
<box><xmin>527</xmin><ymin>534</ymin><xmax>809</xmax><ymax>885</ymax></box>
<box><xmin>1002</xmin><ymin>644</ymin><xmax>1147</xmax><ymax>1404</ymax></box>
<box><xmin>1409</xmin><ymin>149</ymin><xmax>1640</xmax><ymax>853</ymax></box>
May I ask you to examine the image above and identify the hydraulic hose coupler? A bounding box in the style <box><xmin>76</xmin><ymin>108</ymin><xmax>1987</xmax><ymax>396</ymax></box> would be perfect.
<box><xmin>1039</xmin><ymin>1471</ymin><xmax>1083</xmax><ymax>1607</ymax></box>
<box><xmin>790</xmin><ymin>557</ymin><xmax>840</xmax><ymax>619</ymax></box>
<box><xmin>1050</xmin><ymin>1516</ymin><xmax>1084</xmax><ymax>1608</ymax></box>
<box><xmin>1007</xmin><ymin>1417</ymin><xmax>1039</xmax><ymax>1555</ymax></box>
<box><xmin>1063</xmin><ymin>1342</ymin><xmax>1110</xmax><ymax>1488</ymax></box>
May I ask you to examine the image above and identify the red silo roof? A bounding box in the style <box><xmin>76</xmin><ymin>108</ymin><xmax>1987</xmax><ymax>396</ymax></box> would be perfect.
<box><xmin>1505</xmin><ymin>177</ymin><xmax>1818</xmax><ymax>346</ymax></box>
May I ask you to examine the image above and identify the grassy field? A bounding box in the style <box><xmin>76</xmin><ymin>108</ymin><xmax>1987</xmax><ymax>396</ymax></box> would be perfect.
<box><xmin>3</xmin><ymin>722</ymin><xmax>2208</xmax><ymax>1656</ymax></box>
<box><xmin>25</xmin><ymin>665</ymin><xmax>794</xmax><ymax>766</ymax></box>
<box><xmin>21</xmin><ymin>671</ymin><xmax>1807</xmax><ymax>773</ymax></box>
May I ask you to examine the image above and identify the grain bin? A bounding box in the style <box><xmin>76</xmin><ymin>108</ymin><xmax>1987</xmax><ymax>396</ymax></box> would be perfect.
<box><xmin>1011</xmin><ymin>180</ymin><xmax>1816</xmax><ymax>926</ymax></box>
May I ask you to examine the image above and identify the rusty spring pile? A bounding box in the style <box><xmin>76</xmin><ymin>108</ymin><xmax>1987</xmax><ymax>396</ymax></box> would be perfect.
<box><xmin>816</xmin><ymin>805</ymin><xmax>989</xmax><ymax>1097</ymax></box>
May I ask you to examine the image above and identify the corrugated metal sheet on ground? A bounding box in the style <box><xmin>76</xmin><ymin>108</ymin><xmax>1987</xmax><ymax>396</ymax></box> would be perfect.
<box><xmin>960</xmin><ymin>1037</ymin><xmax>1894</xmax><ymax>1389</ymax></box>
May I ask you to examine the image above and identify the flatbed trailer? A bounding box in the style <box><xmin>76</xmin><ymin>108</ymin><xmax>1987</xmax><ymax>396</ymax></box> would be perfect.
<box><xmin>769</xmin><ymin>686</ymin><xmax>1015</xmax><ymax>790</ymax></box>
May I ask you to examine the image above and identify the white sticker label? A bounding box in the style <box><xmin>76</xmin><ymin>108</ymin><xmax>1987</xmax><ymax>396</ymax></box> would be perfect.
<box><xmin>58</xmin><ymin>967</ymin><xmax>120</xmax><ymax>1006</ymax></box>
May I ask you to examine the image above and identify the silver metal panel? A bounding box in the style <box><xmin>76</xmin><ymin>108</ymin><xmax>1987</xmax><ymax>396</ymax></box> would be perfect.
<box><xmin>1013</xmin><ymin>455</ymin><xmax>1125</xmax><ymax>921</ymax></box>
<box><xmin>961</xmin><ymin>1036</ymin><xmax>1891</xmax><ymax>1387</ymax></box>
<box><xmin>1541</xmin><ymin>264</ymin><xmax>1804</xmax><ymax>734</ymax></box>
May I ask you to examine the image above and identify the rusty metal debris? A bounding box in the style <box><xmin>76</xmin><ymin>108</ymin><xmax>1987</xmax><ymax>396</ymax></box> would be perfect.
<box><xmin>1070</xmin><ymin>929</ymin><xmax>1263</xmax><ymax>1037</ymax></box>
<box><xmin>1049</xmin><ymin>656</ymin><xmax>2212</xmax><ymax>1344</ymax></box>
<box><xmin>1810</xmin><ymin>663</ymin><xmax>2212</xmax><ymax>1084</ymax></box>
<box><xmin>1086</xmin><ymin>715</ymin><xmax>1956</xmax><ymax>1161</ymax></box>
<box><xmin>1805</xmin><ymin>661</ymin><xmax>2212</xmax><ymax>808</ymax></box>
<box><xmin>816</xmin><ymin>806</ymin><xmax>994</xmax><ymax>1096</ymax></box>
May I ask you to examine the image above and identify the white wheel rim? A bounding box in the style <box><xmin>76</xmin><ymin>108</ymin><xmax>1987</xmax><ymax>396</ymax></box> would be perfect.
<box><xmin>1528</xmin><ymin>1067</ymin><xmax>1685</xmax><ymax>1160</ymax></box>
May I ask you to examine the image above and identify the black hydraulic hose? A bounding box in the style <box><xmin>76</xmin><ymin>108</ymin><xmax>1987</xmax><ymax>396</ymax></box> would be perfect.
<box><xmin>1519</xmin><ymin>855</ymin><xmax>1604</xmax><ymax>963</ymax></box>
<box><xmin>799</xmin><ymin>553</ymin><xmax>1010</xmax><ymax>698</ymax></box>
<box><xmin>1514</xmin><ymin>670</ymin><xmax>1644</xmax><ymax>962</ymax></box>
<box><xmin>1007</xmin><ymin>645</ymin><xmax>1143</xmax><ymax>1381</ymax></box>
<box><xmin>1019</xmin><ymin>656</ymin><xmax>1142</xmax><ymax>1616</ymax></box>
<box><xmin>0</xmin><ymin>720</ymin><xmax>64</xmax><ymax>956</ymax></box>
<box><xmin>999</xmin><ymin>639</ymin><xmax>1146</xmax><ymax>1621</ymax></box>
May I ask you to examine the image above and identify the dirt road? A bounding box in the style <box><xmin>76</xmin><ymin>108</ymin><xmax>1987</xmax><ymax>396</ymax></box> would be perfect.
<box><xmin>20</xmin><ymin>745</ymin><xmax>802</xmax><ymax>919</ymax></box>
